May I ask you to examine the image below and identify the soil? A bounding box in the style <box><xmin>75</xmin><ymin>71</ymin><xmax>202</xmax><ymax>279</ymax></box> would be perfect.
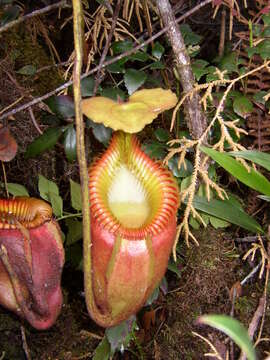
<box><xmin>0</xmin><ymin>228</ymin><xmax>269</xmax><ymax>360</ymax></box>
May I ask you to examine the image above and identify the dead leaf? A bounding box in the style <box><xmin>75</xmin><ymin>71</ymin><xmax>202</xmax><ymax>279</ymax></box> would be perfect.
<box><xmin>229</xmin><ymin>281</ymin><xmax>242</xmax><ymax>301</ymax></box>
<box><xmin>0</xmin><ymin>126</ymin><xmax>18</xmax><ymax>161</ymax></box>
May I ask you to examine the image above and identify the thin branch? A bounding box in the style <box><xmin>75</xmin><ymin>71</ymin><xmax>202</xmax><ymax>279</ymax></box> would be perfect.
<box><xmin>20</xmin><ymin>325</ymin><xmax>32</xmax><ymax>360</ymax></box>
<box><xmin>0</xmin><ymin>0</ymin><xmax>212</xmax><ymax>122</ymax></box>
<box><xmin>0</xmin><ymin>0</ymin><xmax>71</xmax><ymax>35</ymax></box>
<box><xmin>93</xmin><ymin>0</ymin><xmax>123</xmax><ymax>96</ymax></box>
<box><xmin>157</xmin><ymin>0</ymin><xmax>208</xmax><ymax>140</ymax></box>
<box><xmin>28</xmin><ymin>107</ymin><xmax>43</xmax><ymax>135</ymax></box>
<box><xmin>240</xmin><ymin>261</ymin><xmax>262</xmax><ymax>286</ymax></box>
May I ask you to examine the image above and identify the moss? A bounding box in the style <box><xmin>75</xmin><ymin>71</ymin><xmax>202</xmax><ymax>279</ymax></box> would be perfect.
<box><xmin>3</xmin><ymin>25</ymin><xmax>63</xmax><ymax>96</ymax></box>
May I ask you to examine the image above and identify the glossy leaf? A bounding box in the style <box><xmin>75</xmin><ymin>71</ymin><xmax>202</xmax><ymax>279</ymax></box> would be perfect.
<box><xmin>128</xmin><ymin>52</ymin><xmax>149</xmax><ymax>62</ymax></box>
<box><xmin>93</xmin><ymin>337</ymin><xmax>110</xmax><ymax>360</ymax></box>
<box><xmin>198</xmin><ymin>315</ymin><xmax>256</xmax><ymax>360</ymax></box>
<box><xmin>201</xmin><ymin>146</ymin><xmax>270</xmax><ymax>196</ymax></box>
<box><xmin>190</xmin><ymin>195</ymin><xmax>263</xmax><ymax>233</ymax></box>
<box><xmin>111</xmin><ymin>40</ymin><xmax>133</xmax><ymax>54</ymax></box>
<box><xmin>89</xmin><ymin>121</ymin><xmax>112</xmax><ymax>145</ymax></box>
<box><xmin>229</xmin><ymin>150</ymin><xmax>270</xmax><ymax>171</ymax></box>
<box><xmin>100</xmin><ymin>87</ymin><xmax>126</xmax><ymax>101</ymax></box>
<box><xmin>81</xmin><ymin>76</ymin><xmax>95</xmax><ymax>97</ymax></box>
<box><xmin>0</xmin><ymin>126</ymin><xmax>17</xmax><ymax>161</ymax></box>
<box><xmin>25</xmin><ymin>127</ymin><xmax>62</xmax><ymax>158</ymax></box>
<box><xmin>152</xmin><ymin>42</ymin><xmax>165</xmax><ymax>60</ymax></box>
<box><xmin>106</xmin><ymin>57</ymin><xmax>127</xmax><ymax>73</ymax></box>
<box><xmin>233</xmin><ymin>96</ymin><xmax>253</xmax><ymax>117</ymax></box>
<box><xmin>124</xmin><ymin>69</ymin><xmax>147</xmax><ymax>95</ymax></box>
<box><xmin>63</xmin><ymin>126</ymin><xmax>77</xmax><ymax>162</ymax></box>
<box><xmin>70</xmin><ymin>179</ymin><xmax>82</xmax><ymax>211</ymax></box>
<box><xmin>46</xmin><ymin>95</ymin><xmax>75</xmax><ymax>118</ymax></box>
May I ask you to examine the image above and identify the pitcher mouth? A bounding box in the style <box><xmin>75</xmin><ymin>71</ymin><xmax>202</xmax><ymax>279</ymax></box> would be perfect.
<box><xmin>89</xmin><ymin>132</ymin><xmax>179</xmax><ymax>240</ymax></box>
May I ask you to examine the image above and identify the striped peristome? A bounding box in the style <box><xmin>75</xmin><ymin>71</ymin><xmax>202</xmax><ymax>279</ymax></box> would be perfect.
<box><xmin>0</xmin><ymin>197</ymin><xmax>52</xmax><ymax>229</ymax></box>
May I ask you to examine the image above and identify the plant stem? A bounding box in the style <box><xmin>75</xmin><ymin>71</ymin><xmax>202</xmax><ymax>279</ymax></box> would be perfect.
<box><xmin>57</xmin><ymin>212</ymin><xmax>82</xmax><ymax>221</ymax></box>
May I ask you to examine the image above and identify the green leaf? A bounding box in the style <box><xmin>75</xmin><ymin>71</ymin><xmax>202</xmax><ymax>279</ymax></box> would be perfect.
<box><xmin>146</xmin><ymin>287</ymin><xmax>159</xmax><ymax>306</ymax></box>
<box><xmin>81</xmin><ymin>76</ymin><xmax>95</xmax><ymax>97</ymax></box>
<box><xmin>209</xmin><ymin>216</ymin><xmax>230</xmax><ymax>229</ymax></box>
<box><xmin>38</xmin><ymin>175</ymin><xmax>62</xmax><ymax>217</ymax></box>
<box><xmin>143</xmin><ymin>142</ymin><xmax>166</xmax><ymax>159</ymax></box>
<box><xmin>220</xmin><ymin>53</ymin><xmax>238</xmax><ymax>73</ymax></box>
<box><xmin>16</xmin><ymin>65</ymin><xmax>36</xmax><ymax>76</ymax></box>
<box><xmin>25</xmin><ymin>127</ymin><xmax>62</xmax><ymax>158</ymax></box>
<box><xmin>65</xmin><ymin>218</ymin><xmax>83</xmax><ymax>246</ymax></box>
<box><xmin>63</xmin><ymin>126</ymin><xmax>77</xmax><ymax>162</ymax></box>
<box><xmin>93</xmin><ymin>337</ymin><xmax>111</xmax><ymax>360</ymax></box>
<box><xmin>128</xmin><ymin>52</ymin><xmax>149</xmax><ymax>62</ymax></box>
<box><xmin>189</xmin><ymin>216</ymin><xmax>200</xmax><ymax>229</ymax></box>
<box><xmin>106</xmin><ymin>57</ymin><xmax>127</xmax><ymax>73</ymax></box>
<box><xmin>201</xmin><ymin>147</ymin><xmax>270</xmax><ymax>196</ymax></box>
<box><xmin>38</xmin><ymin>174</ymin><xmax>59</xmax><ymax>201</ymax></box>
<box><xmin>180</xmin><ymin>24</ymin><xmax>202</xmax><ymax>45</ymax></box>
<box><xmin>111</xmin><ymin>40</ymin><xmax>133</xmax><ymax>54</ymax></box>
<box><xmin>0</xmin><ymin>5</ymin><xmax>20</xmax><ymax>25</ymax></box>
<box><xmin>168</xmin><ymin>157</ymin><xmax>193</xmax><ymax>178</ymax></box>
<box><xmin>100</xmin><ymin>87</ymin><xmax>126</xmax><ymax>101</ymax></box>
<box><xmin>106</xmin><ymin>317</ymin><xmax>136</xmax><ymax>354</ymax></box>
<box><xmin>253</xmin><ymin>90</ymin><xmax>267</xmax><ymax>105</ymax></box>
<box><xmin>167</xmin><ymin>259</ymin><xmax>181</xmax><ymax>278</ymax></box>
<box><xmin>229</xmin><ymin>150</ymin><xmax>270</xmax><ymax>171</ymax></box>
<box><xmin>233</xmin><ymin>96</ymin><xmax>253</xmax><ymax>117</ymax></box>
<box><xmin>154</xmin><ymin>128</ymin><xmax>170</xmax><ymax>142</ymax></box>
<box><xmin>191</xmin><ymin>59</ymin><xmax>209</xmax><ymax>81</ymax></box>
<box><xmin>70</xmin><ymin>179</ymin><xmax>82</xmax><ymax>211</ymax></box>
<box><xmin>49</xmin><ymin>192</ymin><xmax>63</xmax><ymax>217</ymax></box>
<box><xmin>262</xmin><ymin>13</ymin><xmax>270</xmax><ymax>26</ymax></box>
<box><xmin>150</xmin><ymin>61</ymin><xmax>165</xmax><ymax>70</ymax></box>
<box><xmin>89</xmin><ymin>121</ymin><xmax>112</xmax><ymax>145</ymax></box>
<box><xmin>198</xmin><ymin>315</ymin><xmax>256</xmax><ymax>360</ymax></box>
<box><xmin>152</xmin><ymin>42</ymin><xmax>165</xmax><ymax>60</ymax></box>
<box><xmin>190</xmin><ymin>195</ymin><xmax>263</xmax><ymax>233</ymax></box>
<box><xmin>1</xmin><ymin>183</ymin><xmax>29</xmax><ymax>197</ymax></box>
<box><xmin>46</xmin><ymin>95</ymin><xmax>75</xmax><ymax>118</ymax></box>
<box><xmin>257</xmin><ymin>39</ymin><xmax>270</xmax><ymax>60</ymax></box>
<box><xmin>124</xmin><ymin>69</ymin><xmax>147</xmax><ymax>95</ymax></box>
